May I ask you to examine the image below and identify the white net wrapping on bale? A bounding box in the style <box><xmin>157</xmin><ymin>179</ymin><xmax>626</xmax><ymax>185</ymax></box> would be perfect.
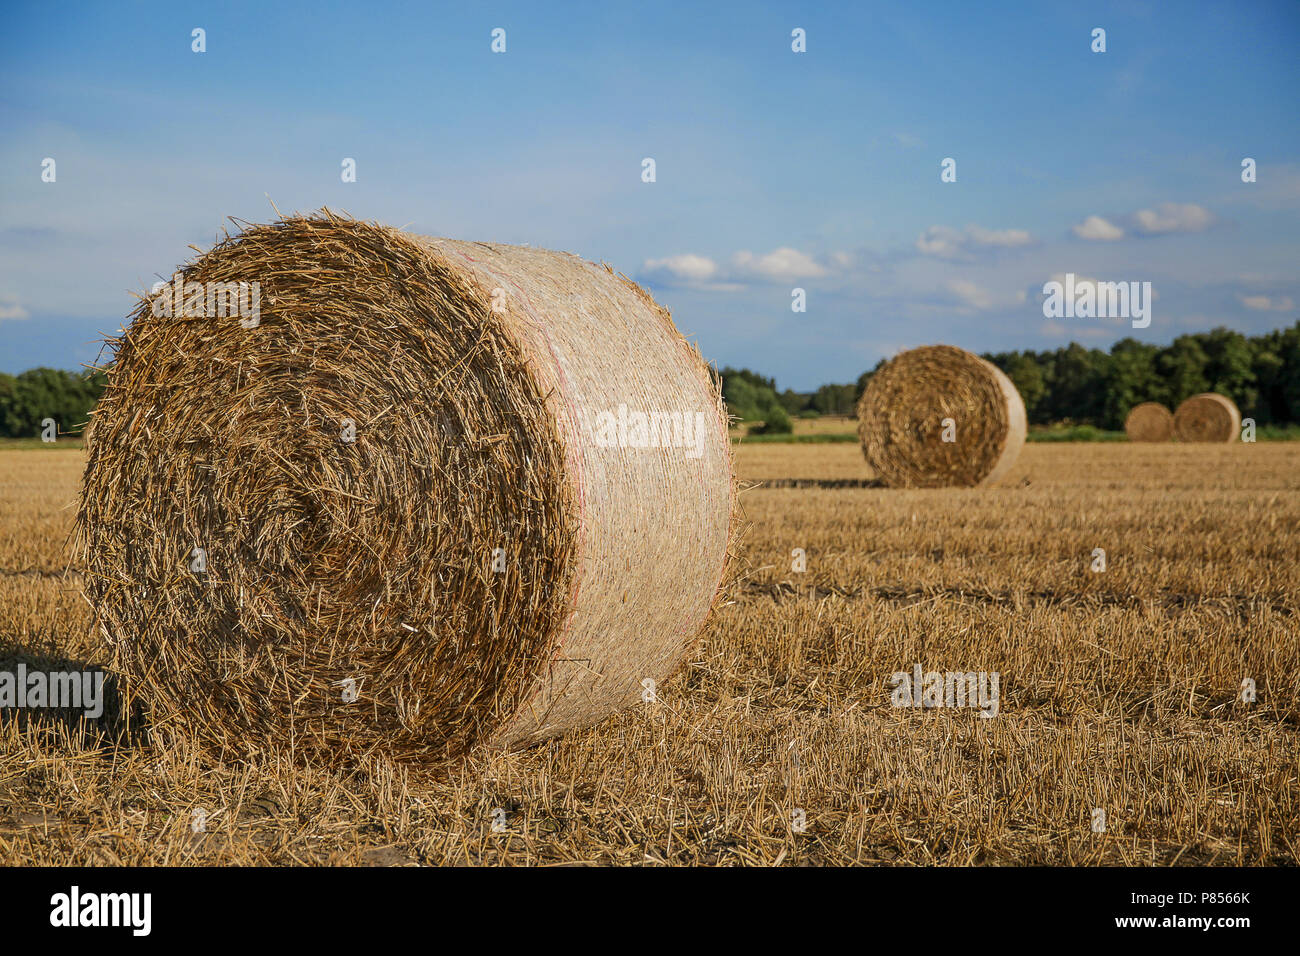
<box><xmin>77</xmin><ymin>212</ymin><xmax>736</xmax><ymax>764</ymax></box>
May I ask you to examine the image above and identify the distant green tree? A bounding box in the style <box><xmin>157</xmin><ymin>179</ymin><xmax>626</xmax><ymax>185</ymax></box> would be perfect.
<box><xmin>1248</xmin><ymin>336</ymin><xmax>1284</xmax><ymax>425</ymax></box>
<box><xmin>719</xmin><ymin>367</ymin><xmax>775</xmax><ymax>396</ymax></box>
<box><xmin>0</xmin><ymin>368</ymin><xmax>105</xmax><ymax>438</ymax></box>
<box><xmin>1282</xmin><ymin>322</ymin><xmax>1300</xmax><ymax>422</ymax></box>
<box><xmin>777</xmin><ymin>388</ymin><xmax>812</xmax><ymax>415</ymax></box>
<box><xmin>990</xmin><ymin>352</ymin><xmax>1049</xmax><ymax>423</ymax></box>
<box><xmin>1156</xmin><ymin>336</ymin><xmax>1210</xmax><ymax>407</ymax></box>
<box><xmin>0</xmin><ymin>373</ymin><xmax>17</xmax><ymax>437</ymax></box>
<box><xmin>1198</xmin><ymin>327</ymin><xmax>1257</xmax><ymax>416</ymax></box>
<box><xmin>1103</xmin><ymin>338</ymin><xmax>1162</xmax><ymax>430</ymax></box>
<box><xmin>720</xmin><ymin>375</ymin><xmax>761</xmax><ymax>421</ymax></box>
<box><xmin>721</xmin><ymin>320</ymin><xmax>1300</xmax><ymax>436</ymax></box>
<box><xmin>811</xmin><ymin>382</ymin><xmax>856</xmax><ymax>416</ymax></box>
<box><xmin>719</xmin><ymin>366</ymin><xmax>791</xmax><ymax>429</ymax></box>
<box><xmin>749</xmin><ymin>402</ymin><xmax>793</xmax><ymax>434</ymax></box>
<box><xmin>1043</xmin><ymin>343</ymin><xmax>1109</xmax><ymax>424</ymax></box>
<box><xmin>1257</xmin><ymin>321</ymin><xmax>1300</xmax><ymax>423</ymax></box>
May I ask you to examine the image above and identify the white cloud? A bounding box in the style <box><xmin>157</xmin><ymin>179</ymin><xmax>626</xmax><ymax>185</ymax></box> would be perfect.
<box><xmin>937</xmin><ymin>278</ymin><xmax>1032</xmax><ymax>313</ymax></box>
<box><xmin>1068</xmin><ymin>204</ymin><xmax>1214</xmax><ymax>243</ymax></box>
<box><xmin>916</xmin><ymin>224</ymin><xmax>1034</xmax><ymax>260</ymax></box>
<box><xmin>731</xmin><ymin>247</ymin><xmax>828</xmax><ymax>281</ymax></box>
<box><xmin>915</xmin><ymin>225</ymin><xmax>965</xmax><ymax>259</ymax></box>
<box><xmin>1072</xmin><ymin>215</ymin><xmax>1125</xmax><ymax>241</ymax></box>
<box><xmin>1132</xmin><ymin>202</ymin><xmax>1214</xmax><ymax>235</ymax></box>
<box><xmin>642</xmin><ymin>254</ymin><xmax>718</xmax><ymax>283</ymax></box>
<box><xmin>1238</xmin><ymin>294</ymin><xmax>1295</xmax><ymax>312</ymax></box>
<box><xmin>946</xmin><ymin>279</ymin><xmax>995</xmax><ymax>310</ymax></box>
<box><xmin>0</xmin><ymin>297</ymin><xmax>30</xmax><ymax>321</ymax></box>
<box><xmin>966</xmin><ymin>226</ymin><xmax>1034</xmax><ymax>248</ymax></box>
<box><xmin>641</xmin><ymin>246</ymin><xmax>842</xmax><ymax>289</ymax></box>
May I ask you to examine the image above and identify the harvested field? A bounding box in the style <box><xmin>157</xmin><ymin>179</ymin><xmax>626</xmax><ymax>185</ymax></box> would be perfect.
<box><xmin>1</xmin><ymin>442</ymin><xmax>1297</xmax><ymax>865</ymax></box>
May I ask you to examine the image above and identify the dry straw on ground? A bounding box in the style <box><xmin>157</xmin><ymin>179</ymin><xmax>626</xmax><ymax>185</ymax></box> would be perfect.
<box><xmin>1174</xmin><ymin>393</ymin><xmax>1241</xmax><ymax>443</ymax></box>
<box><xmin>75</xmin><ymin>210</ymin><xmax>735</xmax><ymax>765</ymax></box>
<box><xmin>1124</xmin><ymin>402</ymin><xmax>1174</xmax><ymax>442</ymax></box>
<box><xmin>856</xmin><ymin>345</ymin><xmax>1026</xmax><ymax>488</ymax></box>
<box><xmin>11</xmin><ymin>442</ymin><xmax>1298</xmax><ymax>865</ymax></box>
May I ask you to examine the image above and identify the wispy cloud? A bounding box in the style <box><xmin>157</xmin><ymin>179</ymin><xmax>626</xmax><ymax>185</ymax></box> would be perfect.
<box><xmin>642</xmin><ymin>254</ymin><xmax>719</xmax><ymax>283</ymax></box>
<box><xmin>1071</xmin><ymin>215</ymin><xmax>1125</xmax><ymax>241</ymax></box>
<box><xmin>943</xmin><ymin>279</ymin><xmax>1028</xmax><ymax>312</ymax></box>
<box><xmin>916</xmin><ymin>224</ymin><xmax>1034</xmax><ymax>261</ymax></box>
<box><xmin>1132</xmin><ymin>202</ymin><xmax>1214</xmax><ymax>236</ymax></box>
<box><xmin>641</xmin><ymin>246</ymin><xmax>838</xmax><ymax>289</ymax></box>
<box><xmin>1238</xmin><ymin>293</ymin><xmax>1295</xmax><ymax>312</ymax></box>
<box><xmin>1070</xmin><ymin>203</ymin><xmax>1215</xmax><ymax>242</ymax></box>
<box><xmin>946</xmin><ymin>279</ymin><xmax>995</xmax><ymax>310</ymax></box>
<box><xmin>0</xmin><ymin>297</ymin><xmax>30</xmax><ymax>321</ymax></box>
<box><xmin>731</xmin><ymin>248</ymin><xmax>828</xmax><ymax>282</ymax></box>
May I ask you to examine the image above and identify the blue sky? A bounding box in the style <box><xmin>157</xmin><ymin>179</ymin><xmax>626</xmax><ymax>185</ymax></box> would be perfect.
<box><xmin>2</xmin><ymin>0</ymin><xmax>1297</xmax><ymax>390</ymax></box>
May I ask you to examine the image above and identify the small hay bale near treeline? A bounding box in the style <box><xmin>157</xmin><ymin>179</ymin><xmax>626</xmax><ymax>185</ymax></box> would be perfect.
<box><xmin>856</xmin><ymin>344</ymin><xmax>1026</xmax><ymax>488</ymax></box>
<box><xmin>1174</xmin><ymin>392</ymin><xmax>1241</xmax><ymax>443</ymax></box>
<box><xmin>76</xmin><ymin>210</ymin><xmax>736</xmax><ymax>765</ymax></box>
<box><xmin>1124</xmin><ymin>401</ymin><xmax>1174</xmax><ymax>442</ymax></box>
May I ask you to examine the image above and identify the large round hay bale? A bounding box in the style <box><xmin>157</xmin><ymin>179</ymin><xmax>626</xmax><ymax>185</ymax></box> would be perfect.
<box><xmin>856</xmin><ymin>345</ymin><xmax>1026</xmax><ymax>488</ymax></box>
<box><xmin>1173</xmin><ymin>393</ymin><xmax>1240</xmax><ymax>443</ymax></box>
<box><xmin>1124</xmin><ymin>402</ymin><xmax>1174</xmax><ymax>442</ymax></box>
<box><xmin>75</xmin><ymin>211</ymin><xmax>735</xmax><ymax>764</ymax></box>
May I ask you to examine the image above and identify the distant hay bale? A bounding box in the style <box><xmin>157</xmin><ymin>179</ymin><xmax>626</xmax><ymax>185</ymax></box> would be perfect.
<box><xmin>76</xmin><ymin>211</ymin><xmax>735</xmax><ymax>764</ymax></box>
<box><xmin>856</xmin><ymin>345</ymin><xmax>1026</xmax><ymax>488</ymax></box>
<box><xmin>1124</xmin><ymin>402</ymin><xmax>1174</xmax><ymax>442</ymax></box>
<box><xmin>1174</xmin><ymin>393</ymin><xmax>1241</xmax><ymax>443</ymax></box>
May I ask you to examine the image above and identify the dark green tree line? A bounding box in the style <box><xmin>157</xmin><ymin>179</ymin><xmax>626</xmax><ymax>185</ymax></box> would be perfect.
<box><xmin>983</xmin><ymin>322</ymin><xmax>1300</xmax><ymax>429</ymax></box>
<box><xmin>0</xmin><ymin>368</ymin><xmax>106</xmax><ymax>438</ymax></box>
<box><xmin>8</xmin><ymin>322</ymin><xmax>1298</xmax><ymax>440</ymax></box>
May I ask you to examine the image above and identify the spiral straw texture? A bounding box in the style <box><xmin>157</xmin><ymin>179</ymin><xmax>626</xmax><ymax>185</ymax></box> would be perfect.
<box><xmin>1124</xmin><ymin>402</ymin><xmax>1174</xmax><ymax>442</ymax></box>
<box><xmin>856</xmin><ymin>345</ymin><xmax>1026</xmax><ymax>488</ymax></box>
<box><xmin>1173</xmin><ymin>393</ymin><xmax>1241</xmax><ymax>443</ymax></box>
<box><xmin>76</xmin><ymin>211</ymin><xmax>735</xmax><ymax>764</ymax></box>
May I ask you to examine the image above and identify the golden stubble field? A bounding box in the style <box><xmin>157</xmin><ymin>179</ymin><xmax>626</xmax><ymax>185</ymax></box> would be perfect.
<box><xmin>1</xmin><ymin>441</ymin><xmax>1296</xmax><ymax>865</ymax></box>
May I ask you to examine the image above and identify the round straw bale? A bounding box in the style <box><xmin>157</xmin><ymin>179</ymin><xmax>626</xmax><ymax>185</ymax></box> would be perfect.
<box><xmin>1173</xmin><ymin>392</ymin><xmax>1241</xmax><ymax>442</ymax></box>
<box><xmin>856</xmin><ymin>345</ymin><xmax>1026</xmax><ymax>488</ymax></box>
<box><xmin>1123</xmin><ymin>401</ymin><xmax>1174</xmax><ymax>442</ymax></box>
<box><xmin>76</xmin><ymin>211</ymin><xmax>735</xmax><ymax>764</ymax></box>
